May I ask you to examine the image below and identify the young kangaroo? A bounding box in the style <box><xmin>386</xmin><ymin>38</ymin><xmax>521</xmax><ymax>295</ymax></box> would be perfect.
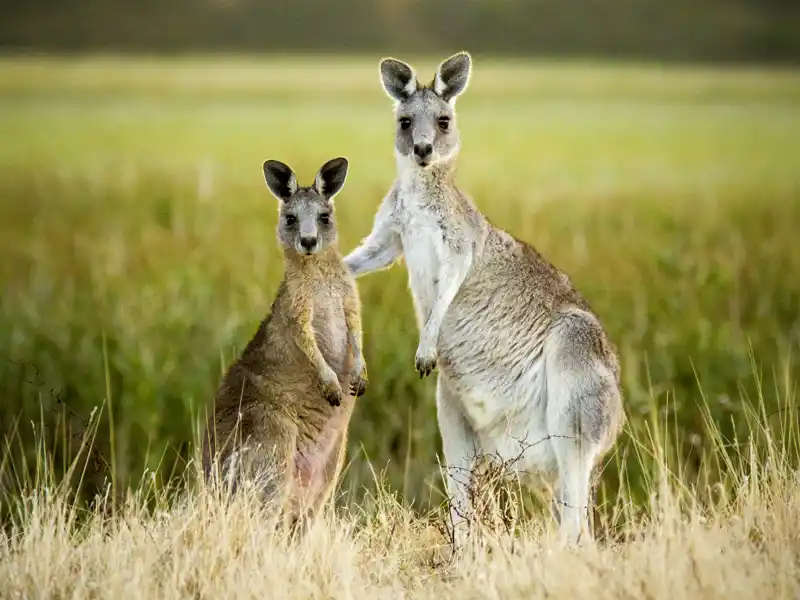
<box><xmin>203</xmin><ymin>157</ymin><xmax>368</xmax><ymax>529</ymax></box>
<box><xmin>344</xmin><ymin>52</ymin><xmax>624</xmax><ymax>545</ymax></box>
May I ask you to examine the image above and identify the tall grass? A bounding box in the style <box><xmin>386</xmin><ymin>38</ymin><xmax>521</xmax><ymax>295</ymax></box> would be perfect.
<box><xmin>0</xmin><ymin>377</ymin><xmax>798</xmax><ymax>598</ymax></box>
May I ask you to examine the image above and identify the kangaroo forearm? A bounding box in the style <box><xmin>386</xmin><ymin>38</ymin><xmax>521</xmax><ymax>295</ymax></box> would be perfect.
<box><xmin>343</xmin><ymin>297</ymin><xmax>365</xmax><ymax>369</ymax></box>
<box><xmin>344</xmin><ymin>240</ymin><xmax>402</xmax><ymax>277</ymax></box>
<box><xmin>290</xmin><ymin>295</ymin><xmax>336</xmax><ymax>385</ymax></box>
<box><xmin>347</xmin><ymin>330</ymin><xmax>361</xmax><ymax>356</ymax></box>
<box><xmin>297</xmin><ymin>327</ymin><xmax>337</xmax><ymax>384</ymax></box>
<box><xmin>345</xmin><ymin>188</ymin><xmax>402</xmax><ymax>277</ymax></box>
<box><xmin>347</xmin><ymin>331</ymin><xmax>365</xmax><ymax>375</ymax></box>
<box><xmin>312</xmin><ymin>348</ymin><xmax>336</xmax><ymax>383</ymax></box>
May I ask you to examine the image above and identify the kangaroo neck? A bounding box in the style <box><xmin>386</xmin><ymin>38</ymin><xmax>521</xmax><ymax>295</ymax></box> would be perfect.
<box><xmin>397</xmin><ymin>156</ymin><xmax>458</xmax><ymax>199</ymax></box>
<box><xmin>283</xmin><ymin>247</ymin><xmax>339</xmax><ymax>276</ymax></box>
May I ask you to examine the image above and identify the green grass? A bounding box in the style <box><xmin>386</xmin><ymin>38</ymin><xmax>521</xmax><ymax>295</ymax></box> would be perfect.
<box><xmin>1</xmin><ymin>55</ymin><xmax>799</xmax><ymax>512</ymax></box>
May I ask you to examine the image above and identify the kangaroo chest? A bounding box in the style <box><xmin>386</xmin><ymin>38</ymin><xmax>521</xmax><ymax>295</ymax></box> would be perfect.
<box><xmin>397</xmin><ymin>202</ymin><xmax>446</xmax><ymax>329</ymax></box>
<box><xmin>311</xmin><ymin>286</ymin><xmax>350</xmax><ymax>381</ymax></box>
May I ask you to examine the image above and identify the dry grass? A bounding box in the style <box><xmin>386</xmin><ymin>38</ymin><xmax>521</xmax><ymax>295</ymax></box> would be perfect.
<box><xmin>1</xmin><ymin>393</ymin><xmax>799</xmax><ymax>599</ymax></box>
<box><xmin>0</xmin><ymin>458</ymin><xmax>797</xmax><ymax>598</ymax></box>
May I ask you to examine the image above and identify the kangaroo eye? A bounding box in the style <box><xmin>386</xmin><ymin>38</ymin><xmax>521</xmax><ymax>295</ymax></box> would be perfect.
<box><xmin>399</xmin><ymin>117</ymin><xmax>412</xmax><ymax>131</ymax></box>
<box><xmin>284</xmin><ymin>215</ymin><xmax>297</xmax><ymax>226</ymax></box>
<box><xmin>438</xmin><ymin>116</ymin><xmax>450</xmax><ymax>131</ymax></box>
<box><xmin>319</xmin><ymin>213</ymin><xmax>331</xmax><ymax>225</ymax></box>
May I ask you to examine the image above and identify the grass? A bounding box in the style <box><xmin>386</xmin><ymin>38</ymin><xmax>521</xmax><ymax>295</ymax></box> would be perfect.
<box><xmin>0</xmin><ymin>54</ymin><xmax>799</xmax><ymax>597</ymax></box>
<box><xmin>1</xmin><ymin>386</ymin><xmax>798</xmax><ymax>598</ymax></box>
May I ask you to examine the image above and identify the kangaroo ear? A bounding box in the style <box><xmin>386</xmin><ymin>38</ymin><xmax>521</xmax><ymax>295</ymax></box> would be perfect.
<box><xmin>263</xmin><ymin>160</ymin><xmax>298</xmax><ymax>202</ymax></box>
<box><xmin>434</xmin><ymin>51</ymin><xmax>472</xmax><ymax>103</ymax></box>
<box><xmin>314</xmin><ymin>157</ymin><xmax>349</xmax><ymax>200</ymax></box>
<box><xmin>380</xmin><ymin>57</ymin><xmax>417</xmax><ymax>102</ymax></box>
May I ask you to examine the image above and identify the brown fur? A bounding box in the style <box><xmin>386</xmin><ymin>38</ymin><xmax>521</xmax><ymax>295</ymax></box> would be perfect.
<box><xmin>202</xmin><ymin>158</ymin><xmax>367</xmax><ymax>529</ymax></box>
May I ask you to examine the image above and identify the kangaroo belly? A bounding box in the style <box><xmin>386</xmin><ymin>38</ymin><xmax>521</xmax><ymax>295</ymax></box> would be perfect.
<box><xmin>437</xmin><ymin>279</ymin><xmax>552</xmax><ymax>426</ymax></box>
<box><xmin>439</xmin><ymin>303</ymin><xmax>555</xmax><ymax>473</ymax></box>
<box><xmin>286</xmin><ymin>288</ymin><xmax>355</xmax><ymax>513</ymax></box>
<box><xmin>292</xmin><ymin>408</ymin><xmax>349</xmax><ymax>510</ymax></box>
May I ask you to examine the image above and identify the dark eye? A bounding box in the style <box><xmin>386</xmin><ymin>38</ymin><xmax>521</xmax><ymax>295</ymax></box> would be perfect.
<box><xmin>284</xmin><ymin>214</ymin><xmax>297</xmax><ymax>226</ymax></box>
<box><xmin>399</xmin><ymin>117</ymin><xmax>412</xmax><ymax>131</ymax></box>
<box><xmin>438</xmin><ymin>116</ymin><xmax>450</xmax><ymax>131</ymax></box>
<box><xmin>319</xmin><ymin>213</ymin><xmax>331</xmax><ymax>225</ymax></box>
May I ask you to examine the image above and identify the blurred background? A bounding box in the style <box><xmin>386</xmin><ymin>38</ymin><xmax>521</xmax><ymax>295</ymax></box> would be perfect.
<box><xmin>0</xmin><ymin>1</ymin><xmax>799</xmax><ymax>518</ymax></box>
<box><xmin>2</xmin><ymin>0</ymin><xmax>800</xmax><ymax>63</ymax></box>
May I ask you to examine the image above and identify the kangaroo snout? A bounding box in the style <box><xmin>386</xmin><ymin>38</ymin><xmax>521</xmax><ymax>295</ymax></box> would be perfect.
<box><xmin>413</xmin><ymin>143</ymin><xmax>433</xmax><ymax>162</ymax></box>
<box><xmin>300</xmin><ymin>236</ymin><xmax>318</xmax><ymax>253</ymax></box>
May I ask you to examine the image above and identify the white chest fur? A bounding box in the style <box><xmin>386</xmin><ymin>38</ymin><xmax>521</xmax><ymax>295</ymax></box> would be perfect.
<box><xmin>395</xmin><ymin>182</ymin><xmax>445</xmax><ymax>329</ymax></box>
<box><xmin>401</xmin><ymin>217</ymin><xmax>443</xmax><ymax>328</ymax></box>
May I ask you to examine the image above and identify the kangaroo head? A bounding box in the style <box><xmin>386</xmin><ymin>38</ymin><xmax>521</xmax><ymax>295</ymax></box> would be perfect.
<box><xmin>262</xmin><ymin>157</ymin><xmax>349</xmax><ymax>257</ymax></box>
<box><xmin>379</xmin><ymin>51</ymin><xmax>472</xmax><ymax>170</ymax></box>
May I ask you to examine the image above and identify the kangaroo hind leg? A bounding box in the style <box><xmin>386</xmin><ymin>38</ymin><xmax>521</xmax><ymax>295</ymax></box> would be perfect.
<box><xmin>545</xmin><ymin>309</ymin><xmax>622</xmax><ymax>545</ymax></box>
<box><xmin>437</xmin><ymin>375</ymin><xmax>482</xmax><ymax>548</ymax></box>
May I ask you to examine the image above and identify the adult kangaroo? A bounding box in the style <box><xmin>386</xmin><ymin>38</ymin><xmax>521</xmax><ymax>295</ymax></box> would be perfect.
<box><xmin>344</xmin><ymin>52</ymin><xmax>624</xmax><ymax>545</ymax></box>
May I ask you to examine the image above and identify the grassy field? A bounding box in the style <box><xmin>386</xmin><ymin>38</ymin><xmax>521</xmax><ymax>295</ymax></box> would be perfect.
<box><xmin>1</xmin><ymin>55</ymin><xmax>800</xmax><ymax>597</ymax></box>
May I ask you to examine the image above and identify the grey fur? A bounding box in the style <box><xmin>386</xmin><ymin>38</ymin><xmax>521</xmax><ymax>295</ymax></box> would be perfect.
<box><xmin>266</xmin><ymin>158</ymin><xmax>348</xmax><ymax>256</ymax></box>
<box><xmin>379</xmin><ymin>55</ymin><xmax>463</xmax><ymax>168</ymax></box>
<box><xmin>345</xmin><ymin>52</ymin><xmax>624</xmax><ymax>546</ymax></box>
<box><xmin>380</xmin><ymin>58</ymin><xmax>417</xmax><ymax>102</ymax></box>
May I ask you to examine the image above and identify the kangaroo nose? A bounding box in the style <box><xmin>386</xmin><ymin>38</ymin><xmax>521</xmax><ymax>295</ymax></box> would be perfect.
<box><xmin>413</xmin><ymin>143</ymin><xmax>432</xmax><ymax>159</ymax></box>
<box><xmin>300</xmin><ymin>236</ymin><xmax>317</xmax><ymax>251</ymax></box>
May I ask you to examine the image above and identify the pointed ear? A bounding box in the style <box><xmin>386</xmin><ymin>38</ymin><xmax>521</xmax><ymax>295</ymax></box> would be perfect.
<box><xmin>379</xmin><ymin>57</ymin><xmax>417</xmax><ymax>102</ymax></box>
<box><xmin>313</xmin><ymin>157</ymin><xmax>349</xmax><ymax>200</ymax></box>
<box><xmin>262</xmin><ymin>160</ymin><xmax>298</xmax><ymax>202</ymax></box>
<box><xmin>433</xmin><ymin>51</ymin><xmax>472</xmax><ymax>103</ymax></box>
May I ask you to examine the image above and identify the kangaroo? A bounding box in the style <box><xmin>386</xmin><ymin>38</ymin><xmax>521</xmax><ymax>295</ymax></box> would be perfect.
<box><xmin>203</xmin><ymin>157</ymin><xmax>368</xmax><ymax>529</ymax></box>
<box><xmin>344</xmin><ymin>52</ymin><xmax>624</xmax><ymax>545</ymax></box>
